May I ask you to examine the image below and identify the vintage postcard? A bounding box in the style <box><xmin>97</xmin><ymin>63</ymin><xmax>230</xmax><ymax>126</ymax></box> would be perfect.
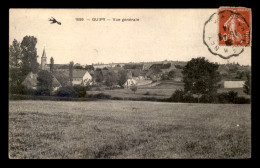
<box><xmin>9</xmin><ymin>8</ymin><xmax>251</xmax><ymax>159</ymax></box>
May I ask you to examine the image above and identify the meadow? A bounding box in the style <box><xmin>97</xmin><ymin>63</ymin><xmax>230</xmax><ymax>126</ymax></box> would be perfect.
<box><xmin>88</xmin><ymin>80</ymin><xmax>184</xmax><ymax>99</ymax></box>
<box><xmin>9</xmin><ymin>100</ymin><xmax>251</xmax><ymax>159</ymax></box>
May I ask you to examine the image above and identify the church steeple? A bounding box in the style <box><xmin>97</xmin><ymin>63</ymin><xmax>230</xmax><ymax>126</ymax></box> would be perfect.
<box><xmin>42</xmin><ymin>47</ymin><xmax>46</xmax><ymax>58</ymax></box>
<box><xmin>41</xmin><ymin>47</ymin><xmax>47</xmax><ymax>70</ymax></box>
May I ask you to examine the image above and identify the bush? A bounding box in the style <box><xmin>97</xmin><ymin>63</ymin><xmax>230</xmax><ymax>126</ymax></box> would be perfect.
<box><xmin>183</xmin><ymin>93</ymin><xmax>197</xmax><ymax>103</ymax></box>
<box><xmin>55</xmin><ymin>85</ymin><xmax>87</xmax><ymax>98</ymax></box>
<box><xmin>56</xmin><ymin>86</ymin><xmax>76</xmax><ymax>97</ymax></box>
<box><xmin>170</xmin><ymin>89</ymin><xmax>185</xmax><ymax>102</ymax></box>
<box><xmin>200</xmin><ymin>94</ymin><xmax>217</xmax><ymax>103</ymax></box>
<box><xmin>161</xmin><ymin>74</ymin><xmax>170</xmax><ymax>80</ymax></box>
<box><xmin>144</xmin><ymin>91</ymin><xmax>150</xmax><ymax>95</ymax></box>
<box><xmin>217</xmin><ymin>91</ymin><xmax>238</xmax><ymax>104</ymax></box>
<box><xmin>217</xmin><ymin>92</ymin><xmax>229</xmax><ymax>103</ymax></box>
<box><xmin>170</xmin><ymin>89</ymin><xmax>197</xmax><ymax>103</ymax></box>
<box><xmin>130</xmin><ymin>85</ymin><xmax>137</xmax><ymax>94</ymax></box>
<box><xmin>234</xmin><ymin>97</ymin><xmax>250</xmax><ymax>104</ymax></box>
<box><xmin>9</xmin><ymin>84</ymin><xmax>26</xmax><ymax>95</ymax></box>
<box><xmin>73</xmin><ymin>85</ymin><xmax>87</xmax><ymax>98</ymax></box>
<box><xmin>35</xmin><ymin>87</ymin><xmax>52</xmax><ymax>96</ymax></box>
<box><xmin>9</xmin><ymin>84</ymin><xmax>39</xmax><ymax>95</ymax></box>
<box><xmin>175</xmin><ymin>65</ymin><xmax>183</xmax><ymax>69</ymax></box>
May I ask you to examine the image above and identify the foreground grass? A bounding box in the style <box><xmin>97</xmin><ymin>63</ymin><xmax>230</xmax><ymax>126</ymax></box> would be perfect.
<box><xmin>9</xmin><ymin>100</ymin><xmax>251</xmax><ymax>159</ymax></box>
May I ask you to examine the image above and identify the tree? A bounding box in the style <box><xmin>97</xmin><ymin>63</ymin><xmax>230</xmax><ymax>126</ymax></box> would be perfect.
<box><xmin>85</xmin><ymin>65</ymin><xmax>94</xmax><ymax>71</ymax></box>
<box><xmin>37</xmin><ymin>70</ymin><xmax>53</xmax><ymax>95</ymax></box>
<box><xmin>74</xmin><ymin>65</ymin><xmax>84</xmax><ymax>69</ymax></box>
<box><xmin>94</xmin><ymin>70</ymin><xmax>104</xmax><ymax>83</ymax></box>
<box><xmin>117</xmin><ymin>69</ymin><xmax>128</xmax><ymax>87</ymax></box>
<box><xmin>20</xmin><ymin>36</ymin><xmax>39</xmax><ymax>75</ymax></box>
<box><xmin>104</xmin><ymin>71</ymin><xmax>118</xmax><ymax>87</ymax></box>
<box><xmin>9</xmin><ymin>39</ymin><xmax>23</xmax><ymax>87</ymax></box>
<box><xmin>9</xmin><ymin>39</ymin><xmax>22</xmax><ymax>69</ymax></box>
<box><xmin>9</xmin><ymin>68</ymin><xmax>24</xmax><ymax>87</ymax></box>
<box><xmin>50</xmin><ymin>57</ymin><xmax>54</xmax><ymax>73</ymax></box>
<box><xmin>69</xmin><ymin>61</ymin><xmax>74</xmax><ymax>86</ymax></box>
<box><xmin>168</xmin><ymin>70</ymin><xmax>175</xmax><ymax>79</ymax></box>
<box><xmin>175</xmin><ymin>65</ymin><xmax>183</xmax><ymax>69</ymax></box>
<box><xmin>130</xmin><ymin>85</ymin><xmax>137</xmax><ymax>94</ymax></box>
<box><xmin>182</xmin><ymin>57</ymin><xmax>221</xmax><ymax>103</ymax></box>
<box><xmin>243</xmin><ymin>72</ymin><xmax>251</xmax><ymax>95</ymax></box>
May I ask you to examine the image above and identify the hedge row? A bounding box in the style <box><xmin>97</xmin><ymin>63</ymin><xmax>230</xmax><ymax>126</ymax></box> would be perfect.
<box><xmin>168</xmin><ymin>89</ymin><xmax>250</xmax><ymax>104</ymax></box>
<box><xmin>10</xmin><ymin>85</ymin><xmax>88</xmax><ymax>98</ymax></box>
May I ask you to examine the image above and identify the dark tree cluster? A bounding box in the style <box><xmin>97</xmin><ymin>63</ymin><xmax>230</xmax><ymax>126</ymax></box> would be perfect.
<box><xmin>182</xmin><ymin>57</ymin><xmax>221</xmax><ymax>102</ymax></box>
<box><xmin>9</xmin><ymin>36</ymin><xmax>39</xmax><ymax>94</ymax></box>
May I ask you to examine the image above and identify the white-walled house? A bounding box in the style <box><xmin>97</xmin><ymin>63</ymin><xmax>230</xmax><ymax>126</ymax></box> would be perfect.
<box><xmin>72</xmin><ymin>70</ymin><xmax>93</xmax><ymax>86</ymax></box>
<box><xmin>224</xmin><ymin>81</ymin><xmax>245</xmax><ymax>88</ymax></box>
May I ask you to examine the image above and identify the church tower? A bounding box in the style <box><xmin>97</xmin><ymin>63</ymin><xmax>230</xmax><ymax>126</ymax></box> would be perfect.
<box><xmin>41</xmin><ymin>48</ymin><xmax>47</xmax><ymax>70</ymax></box>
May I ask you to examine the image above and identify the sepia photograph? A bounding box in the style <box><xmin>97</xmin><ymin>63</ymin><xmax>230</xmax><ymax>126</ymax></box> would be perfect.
<box><xmin>9</xmin><ymin>8</ymin><xmax>251</xmax><ymax>159</ymax></box>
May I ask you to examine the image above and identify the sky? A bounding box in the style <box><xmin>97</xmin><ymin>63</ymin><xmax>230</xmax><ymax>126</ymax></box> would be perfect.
<box><xmin>9</xmin><ymin>9</ymin><xmax>251</xmax><ymax>66</ymax></box>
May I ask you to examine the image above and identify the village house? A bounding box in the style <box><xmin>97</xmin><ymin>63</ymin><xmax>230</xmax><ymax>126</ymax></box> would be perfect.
<box><xmin>22</xmin><ymin>48</ymin><xmax>93</xmax><ymax>90</ymax></box>
<box><xmin>49</xmin><ymin>68</ymin><xmax>93</xmax><ymax>86</ymax></box>
<box><xmin>21</xmin><ymin>72</ymin><xmax>62</xmax><ymax>92</ymax></box>
<box><xmin>42</xmin><ymin>49</ymin><xmax>93</xmax><ymax>86</ymax></box>
<box><xmin>71</xmin><ymin>70</ymin><xmax>93</xmax><ymax>86</ymax></box>
<box><xmin>224</xmin><ymin>81</ymin><xmax>245</xmax><ymax>88</ymax></box>
<box><xmin>123</xmin><ymin>78</ymin><xmax>137</xmax><ymax>88</ymax></box>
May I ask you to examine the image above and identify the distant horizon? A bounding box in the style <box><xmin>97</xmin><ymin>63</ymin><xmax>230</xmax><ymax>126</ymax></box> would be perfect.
<box><xmin>41</xmin><ymin>55</ymin><xmax>251</xmax><ymax>67</ymax></box>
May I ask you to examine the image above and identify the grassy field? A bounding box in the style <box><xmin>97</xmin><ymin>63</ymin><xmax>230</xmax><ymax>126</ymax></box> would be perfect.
<box><xmin>88</xmin><ymin>80</ymin><xmax>184</xmax><ymax>99</ymax></box>
<box><xmin>9</xmin><ymin>100</ymin><xmax>251</xmax><ymax>159</ymax></box>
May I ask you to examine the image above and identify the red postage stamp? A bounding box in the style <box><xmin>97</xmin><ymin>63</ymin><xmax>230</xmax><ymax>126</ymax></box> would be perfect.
<box><xmin>218</xmin><ymin>7</ymin><xmax>251</xmax><ymax>46</ymax></box>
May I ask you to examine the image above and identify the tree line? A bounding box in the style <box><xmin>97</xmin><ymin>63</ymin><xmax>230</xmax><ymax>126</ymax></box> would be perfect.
<box><xmin>171</xmin><ymin>57</ymin><xmax>251</xmax><ymax>103</ymax></box>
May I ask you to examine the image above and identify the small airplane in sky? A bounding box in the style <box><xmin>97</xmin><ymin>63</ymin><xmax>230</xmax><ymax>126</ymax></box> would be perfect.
<box><xmin>48</xmin><ymin>17</ymin><xmax>61</xmax><ymax>25</ymax></box>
